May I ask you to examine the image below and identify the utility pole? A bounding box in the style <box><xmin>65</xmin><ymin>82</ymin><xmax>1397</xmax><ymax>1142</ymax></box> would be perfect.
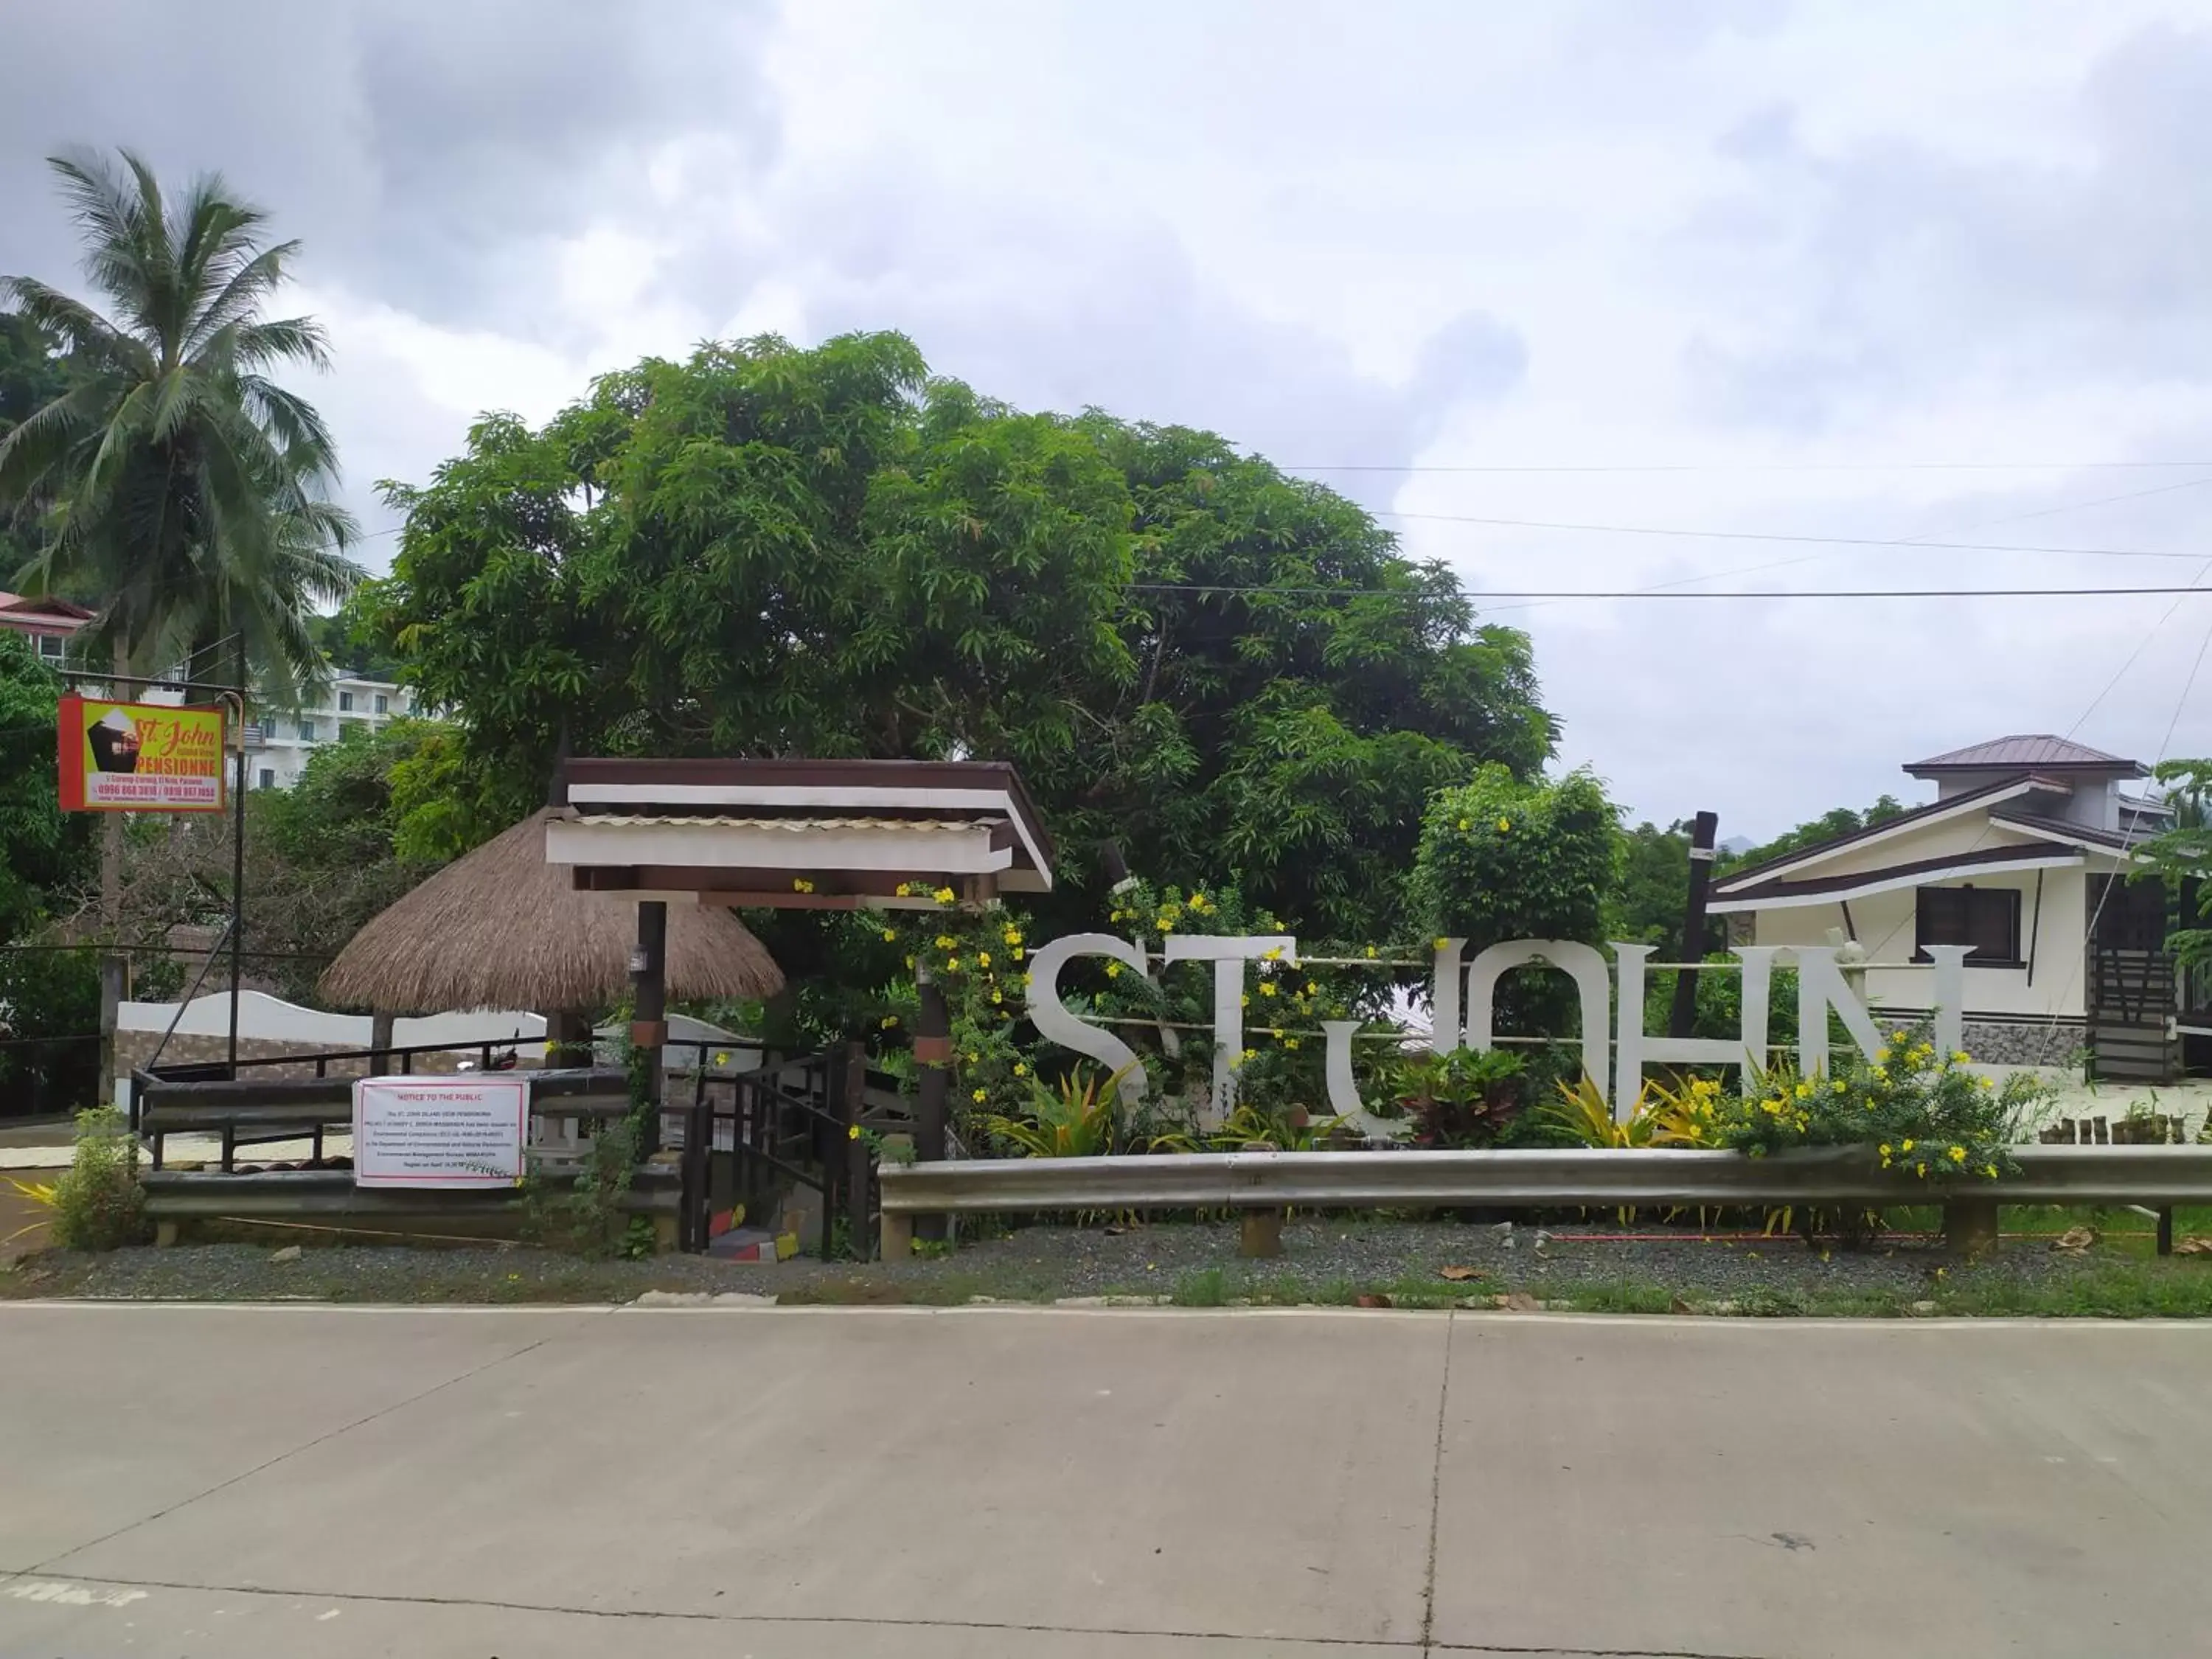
<box><xmin>226</xmin><ymin>636</ymin><xmax>247</xmax><ymax>1077</ymax></box>
<box><xmin>1667</xmin><ymin>811</ymin><xmax>1719</xmax><ymax>1040</ymax></box>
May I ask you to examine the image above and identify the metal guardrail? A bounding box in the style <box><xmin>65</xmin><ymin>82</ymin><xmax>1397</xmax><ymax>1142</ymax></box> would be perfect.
<box><xmin>878</xmin><ymin>1145</ymin><xmax>2212</xmax><ymax>1215</ymax></box>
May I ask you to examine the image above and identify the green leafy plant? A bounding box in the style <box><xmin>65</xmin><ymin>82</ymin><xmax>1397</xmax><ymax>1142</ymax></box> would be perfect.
<box><xmin>1394</xmin><ymin>1046</ymin><xmax>1527</xmax><ymax>1148</ymax></box>
<box><xmin>47</xmin><ymin>1107</ymin><xmax>147</xmax><ymax>1252</ymax></box>
<box><xmin>986</xmin><ymin>1065</ymin><xmax>1131</xmax><ymax>1158</ymax></box>
<box><xmin>521</xmin><ymin>1116</ymin><xmax>643</xmax><ymax>1258</ymax></box>
<box><xmin>1150</xmin><ymin>1102</ymin><xmax>1354</xmax><ymax>1153</ymax></box>
<box><xmin>1711</xmin><ymin>1023</ymin><xmax>2050</xmax><ymax>1185</ymax></box>
<box><xmin>1540</xmin><ymin>1074</ymin><xmax>1720</xmax><ymax>1150</ymax></box>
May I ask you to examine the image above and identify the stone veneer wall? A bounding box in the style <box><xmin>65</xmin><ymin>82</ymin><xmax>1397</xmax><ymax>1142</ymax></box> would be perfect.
<box><xmin>1958</xmin><ymin>1018</ymin><xmax>2087</xmax><ymax>1069</ymax></box>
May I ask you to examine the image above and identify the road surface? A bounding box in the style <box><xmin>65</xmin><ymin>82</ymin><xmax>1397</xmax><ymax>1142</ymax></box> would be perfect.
<box><xmin>3</xmin><ymin>1301</ymin><xmax>2208</xmax><ymax>1657</ymax></box>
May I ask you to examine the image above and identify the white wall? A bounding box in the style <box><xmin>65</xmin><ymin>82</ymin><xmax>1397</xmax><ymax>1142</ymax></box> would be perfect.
<box><xmin>1748</xmin><ymin>866</ymin><xmax>2090</xmax><ymax>1020</ymax></box>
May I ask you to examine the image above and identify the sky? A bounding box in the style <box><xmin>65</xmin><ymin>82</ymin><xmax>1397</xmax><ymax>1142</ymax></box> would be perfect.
<box><xmin>6</xmin><ymin>0</ymin><xmax>2212</xmax><ymax>839</ymax></box>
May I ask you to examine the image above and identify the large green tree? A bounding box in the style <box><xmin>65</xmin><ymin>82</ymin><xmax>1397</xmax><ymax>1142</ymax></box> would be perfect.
<box><xmin>366</xmin><ymin>333</ymin><xmax>1555</xmax><ymax>950</ymax></box>
<box><xmin>0</xmin><ymin>313</ymin><xmax>68</xmax><ymax>577</ymax></box>
<box><xmin>0</xmin><ymin>149</ymin><xmax>363</xmax><ymax>695</ymax></box>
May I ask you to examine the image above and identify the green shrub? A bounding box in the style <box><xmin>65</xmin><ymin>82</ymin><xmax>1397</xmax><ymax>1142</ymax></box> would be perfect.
<box><xmin>1711</xmin><ymin>1023</ymin><xmax>2051</xmax><ymax>1183</ymax></box>
<box><xmin>52</xmin><ymin>1107</ymin><xmax>147</xmax><ymax>1251</ymax></box>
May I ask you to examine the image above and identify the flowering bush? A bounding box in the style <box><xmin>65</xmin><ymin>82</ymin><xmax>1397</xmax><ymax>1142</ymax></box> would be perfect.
<box><xmin>876</xmin><ymin>885</ymin><xmax>1035</xmax><ymax>1138</ymax></box>
<box><xmin>1712</xmin><ymin>1024</ymin><xmax>2051</xmax><ymax>1183</ymax></box>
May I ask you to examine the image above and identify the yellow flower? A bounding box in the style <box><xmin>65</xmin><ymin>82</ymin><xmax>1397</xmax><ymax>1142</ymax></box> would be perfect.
<box><xmin>1305</xmin><ymin>981</ymin><xmax>1318</xmax><ymax>996</ymax></box>
<box><xmin>1832</xmin><ymin>1080</ymin><xmax>1846</xmax><ymax>1094</ymax></box>
<box><xmin>1795</xmin><ymin>1081</ymin><xmax>1812</xmax><ymax>1099</ymax></box>
<box><xmin>1240</xmin><ymin>994</ymin><xmax>1251</xmax><ymax>1008</ymax></box>
<box><xmin>1874</xmin><ymin>1047</ymin><xmax>1890</xmax><ymax>1064</ymax></box>
<box><xmin>1013</xmin><ymin>1062</ymin><xmax>1028</xmax><ymax>1077</ymax></box>
<box><xmin>1284</xmin><ymin>1037</ymin><xmax>1301</xmax><ymax>1050</ymax></box>
<box><xmin>1012</xmin><ymin>946</ymin><xmax>1025</xmax><ymax>961</ymax></box>
<box><xmin>1495</xmin><ymin>817</ymin><xmax>1512</xmax><ymax>832</ymax></box>
<box><xmin>1891</xmin><ymin>1029</ymin><xmax>1908</xmax><ymax>1044</ymax></box>
<box><xmin>1878</xmin><ymin>1143</ymin><xmax>1892</xmax><ymax>1158</ymax></box>
<box><xmin>1983</xmin><ymin>1164</ymin><xmax>1998</xmax><ymax>1179</ymax></box>
<box><xmin>1952</xmin><ymin>1050</ymin><xmax>1972</xmax><ymax>1065</ymax></box>
<box><xmin>848</xmin><ymin>1124</ymin><xmax>862</xmax><ymax>1141</ymax></box>
<box><xmin>967</xmin><ymin>1051</ymin><xmax>980</xmax><ymax>1063</ymax></box>
<box><xmin>1239</xmin><ymin>1048</ymin><xmax>1256</xmax><ymax>1062</ymax></box>
<box><xmin>881</xmin><ymin>928</ymin><xmax>899</xmax><ymax>942</ymax></box>
<box><xmin>1457</xmin><ymin>816</ymin><xmax>1472</xmax><ymax>830</ymax></box>
<box><xmin>971</xmin><ymin>1088</ymin><xmax>987</xmax><ymax>1103</ymax></box>
<box><xmin>1947</xmin><ymin>1145</ymin><xmax>1966</xmax><ymax>1164</ymax></box>
<box><xmin>895</xmin><ymin>882</ymin><xmax>914</xmax><ymax>897</ymax></box>
<box><xmin>944</xmin><ymin>956</ymin><xmax>960</xmax><ymax>971</ymax></box>
<box><xmin>1259</xmin><ymin>981</ymin><xmax>1278</xmax><ymax>998</ymax></box>
<box><xmin>1433</xmin><ymin>936</ymin><xmax>1450</xmax><ymax>951</ymax></box>
<box><xmin>880</xmin><ymin>1015</ymin><xmax>898</xmax><ymax>1029</ymax></box>
<box><xmin>934</xmin><ymin>933</ymin><xmax>956</xmax><ymax>948</ymax></box>
<box><xmin>792</xmin><ymin>877</ymin><xmax>815</xmax><ymax>893</ymax></box>
<box><xmin>933</xmin><ymin>886</ymin><xmax>956</xmax><ymax>905</ymax></box>
<box><xmin>1871</xmin><ymin>1066</ymin><xmax>1888</xmax><ymax>1081</ymax></box>
<box><xmin>1263</xmin><ymin>945</ymin><xmax>1281</xmax><ymax>960</ymax></box>
<box><xmin>1105</xmin><ymin>961</ymin><xmax>1122</xmax><ymax>978</ymax></box>
<box><xmin>903</xmin><ymin>954</ymin><xmax>916</xmax><ymax>968</ymax></box>
<box><xmin>1110</xmin><ymin>908</ymin><xmax>1124</xmax><ymax>922</ymax></box>
<box><xmin>1363</xmin><ymin>945</ymin><xmax>1378</xmax><ymax>959</ymax></box>
<box><xmin>990</xmin><ymin>990</ymin><xmax>1004</xmax><ymax>1004</ymax></box>
<box><xmin>1901</xmin><ymin>1138</ymin><xmax>1915</xmax><ymax>1152</ymax></box>
<box><xmin>1004</xmin><ymin>928</ymin><xmax>1022</xmax><ymax>945</ymax></box>
<box><xmin>978</xmin><ymin>950</ymin><xmax>992</xmax><ymax>967</ymax></box>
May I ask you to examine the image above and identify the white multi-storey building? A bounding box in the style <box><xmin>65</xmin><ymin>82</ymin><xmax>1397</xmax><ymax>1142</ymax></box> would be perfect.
<box><xmin>242</xmin><ymin>675</ymin><xmax>418</xmax><ymax>790</ymax></box>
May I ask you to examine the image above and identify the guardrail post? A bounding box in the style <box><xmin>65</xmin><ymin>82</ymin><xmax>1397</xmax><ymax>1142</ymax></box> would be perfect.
<box><xmin>1943</xmin><ymin>1195</ymin><xmax>1999</xmax><ymax>1256</ymax></box>
<box><xmin>2157</xmin><ymin>1206</ymin><xmax>2175</xmax><ymax>1256</ymax></box>
<box><xmin>1240</xmin><ymin>1210</ymin><xmax>1284</xmax><ymax>1258</ymax></box>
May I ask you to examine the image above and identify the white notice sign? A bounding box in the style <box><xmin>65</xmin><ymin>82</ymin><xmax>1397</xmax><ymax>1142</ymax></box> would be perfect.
<box><xmin>352</xmin><ymin>1076</ymin><xmax>529</xmax><ymax>1189</ymax></box>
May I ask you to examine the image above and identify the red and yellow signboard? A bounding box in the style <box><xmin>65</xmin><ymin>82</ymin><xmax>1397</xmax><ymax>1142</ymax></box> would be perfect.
<box><xmin>58</xmin><ymin>694</ymin><xmax>229</xmax><ymax>813</ymax></box>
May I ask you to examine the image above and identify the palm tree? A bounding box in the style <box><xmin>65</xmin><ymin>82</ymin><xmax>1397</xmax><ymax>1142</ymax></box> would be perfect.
<box><xmin>0</xmin><ymin>148</ymin><xmax>364</xmax><ymax>700</ymax></box>
<box><xmin>0</xmin><ymin>149</ymin><xmax>364</xmax><ymax>1076</ymax></box>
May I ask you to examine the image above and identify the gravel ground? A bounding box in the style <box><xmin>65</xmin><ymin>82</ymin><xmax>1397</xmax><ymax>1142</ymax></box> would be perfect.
<box><xmin>3</xmin><ymin>1217</ymin><xmax>2197</xmax><ymax>1310</ymax></box>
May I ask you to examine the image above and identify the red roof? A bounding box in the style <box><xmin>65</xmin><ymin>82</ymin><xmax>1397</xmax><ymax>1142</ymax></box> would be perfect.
<box><xmin>1905</xmin><ymin>734</ymin><xmax>2142</xmax><ymax>777</ymax></box>
<box><xmin>0</xmin><ymin>591</ymin><xmax>94</xmax><ymax>629</ymax></box>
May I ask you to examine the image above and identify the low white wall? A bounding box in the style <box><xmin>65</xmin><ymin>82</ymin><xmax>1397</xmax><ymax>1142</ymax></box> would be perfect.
<box><xmin>118</xmin><ymin>992</ymin><xmax>546</xmax><ymax>1049</ymax></box>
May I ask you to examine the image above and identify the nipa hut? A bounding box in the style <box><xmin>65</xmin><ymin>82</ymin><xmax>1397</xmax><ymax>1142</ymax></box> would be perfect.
<box><xmin>319</xmin><ymin>809</ymin><xmax>783</xmax><ymax>1016</ymax></box>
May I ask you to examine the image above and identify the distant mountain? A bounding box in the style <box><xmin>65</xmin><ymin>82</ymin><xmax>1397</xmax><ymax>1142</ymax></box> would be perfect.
<box><xmin>1717</xmin><ymin>835</ymin><xmax>1755</xmax><ymax>858</ymax></box>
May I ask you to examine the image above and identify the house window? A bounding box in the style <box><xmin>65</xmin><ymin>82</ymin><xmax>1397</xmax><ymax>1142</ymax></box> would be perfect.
<box><xmin>1916</xmin><ymin>886</ymin><xmax>2023</xmax><ymax>967</ymax></box>
<box><xmin>373</xmin><ymin>693</ymin><xmax>389</xmax><ymax>715</ymax></box>
<box><xmin>338</xmin><ymin>689</ymin><xmax>355</xmax><ymax>712</ymax></box>
<box><xmin>257</xmin><ymin>768</ymin><xmax>276</xmax><ymax>790</ymax></box>
<box><xmin>297</xmin><ymin>718</ymin><xmax>316</xmax><ymax>742</ymax></box>
<box><xmin>35</xmin><ymin>633</ymin><xmax>64</xmax><ymax>661</ymax></box>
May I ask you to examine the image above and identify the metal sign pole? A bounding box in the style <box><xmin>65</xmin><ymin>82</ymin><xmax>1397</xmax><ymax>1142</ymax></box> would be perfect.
<box><xmin>227</xmin><ymin>636</ymin><xmax>248</xmax><ymax>1078</ymax></box>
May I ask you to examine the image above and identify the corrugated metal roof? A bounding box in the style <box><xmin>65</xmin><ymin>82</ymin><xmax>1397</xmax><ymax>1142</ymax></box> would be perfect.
<box><xmin>1907</xmin><ymin>734</ymin><xmax>2140</xmax><ymax>773</ymax></box>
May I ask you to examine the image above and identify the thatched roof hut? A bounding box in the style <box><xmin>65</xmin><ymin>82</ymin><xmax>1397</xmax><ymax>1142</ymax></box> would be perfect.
<box><xmin>319</xmin><ymin>810</ymin><xmax>784</xmax><ymax>1014</ymax></box>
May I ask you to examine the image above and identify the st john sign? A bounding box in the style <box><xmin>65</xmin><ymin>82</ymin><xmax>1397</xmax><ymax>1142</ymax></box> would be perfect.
<box><xmin>1026</xmin><ymin>933</ymin><xmax>1980</xmax><ymax>1132</ymax></box>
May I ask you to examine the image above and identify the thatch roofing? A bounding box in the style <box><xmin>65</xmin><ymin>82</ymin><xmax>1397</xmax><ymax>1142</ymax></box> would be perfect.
<box><xmin>319</xmin><ymin>810</ymin><xmax>785</xmax><ymax>1014</ymax></box>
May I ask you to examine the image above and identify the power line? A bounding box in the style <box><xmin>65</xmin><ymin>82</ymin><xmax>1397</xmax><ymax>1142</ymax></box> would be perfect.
<box><xmin>1371</xmin><ymin>511</ymin><xmax>2206</xmax><ymax>561</ymax></box>
<box><xmin>1289</xmin><ymin>460</ymin><xmax>2212</xmax><ymax>474</ymax></box>
<box><xmin>1130</xmin><ymin>582</ymin><xmax>2212</xmax><ymax>602</ymax></box>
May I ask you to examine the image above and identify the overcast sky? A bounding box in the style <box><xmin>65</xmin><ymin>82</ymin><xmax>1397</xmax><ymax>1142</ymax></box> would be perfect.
<box><xmin>7</xmin><ymin>0</ymin><xmax>2212</xmax><ymax>838</ymax></box>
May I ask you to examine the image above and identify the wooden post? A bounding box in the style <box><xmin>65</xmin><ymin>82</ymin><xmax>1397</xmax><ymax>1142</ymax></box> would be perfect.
<box><xmin>1239</xmin><ymin>1211</ymin><xmax>1284</xmax><ymax>1259</ymax></box>
<box><xmin>913</xmin><ymin>964</ymin><xmax>950</xmax><ymax>1245</ymax></box>
<box><xmin>880</xmin><ymin>1207</ymin><xmax>914</xmax><ymax>1261</ymax></box>
<box><xmin>369</xmin><ymin>1009</ymin><xmax>395</xmax><ymax>1074</ymax></box>
<box><xmin>842</xmin><ymin>1045</ymin><xmax>872</xmax><ymax>1261</ymax></box>
<box><xmin>630</xmin><ymin>900</ymin><xmax>672</xmax><ymax>1238</ymax></box>
<box><xmin>2158</xmin><ymin>1206</ymin><xmax>2175</xmax><ymax>1257</ymax></box>
<box><xmin>1668</xmin><ymin>811</ymin><xmax>1719</xmax><ymax>1040</ymax></box>
<box><xmin>1943</xmin><ymin>1196</ymin><xmax>2000</xmax><ymax>1257</ymax></box>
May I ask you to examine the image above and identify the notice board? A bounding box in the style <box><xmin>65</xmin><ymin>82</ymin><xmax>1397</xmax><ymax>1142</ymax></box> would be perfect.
<box><xmin>352</xmin><ymin>1076</ymin><xmax>528</xmax><ymax>1189</ymax></box>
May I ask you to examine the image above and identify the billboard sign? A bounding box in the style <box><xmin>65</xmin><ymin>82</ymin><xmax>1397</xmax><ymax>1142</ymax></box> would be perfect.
<box><xmin>57</xmin><ymin>694</ymin><xmax>228</xmax><ymax>813</ymax></box>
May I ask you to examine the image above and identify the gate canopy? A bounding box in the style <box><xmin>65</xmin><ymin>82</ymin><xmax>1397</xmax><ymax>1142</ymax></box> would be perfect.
<box><xmin>547</xmin><ymin>758</ymin><xmax>1055</xmax><ymax>910</ymax></box>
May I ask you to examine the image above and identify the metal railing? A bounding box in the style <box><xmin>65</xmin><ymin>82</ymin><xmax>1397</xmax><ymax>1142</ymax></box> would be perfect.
<box><xmin>879</xmin><ymin>1144</ymin><xmax>2212</xmax><ymax>1216</ymax></box>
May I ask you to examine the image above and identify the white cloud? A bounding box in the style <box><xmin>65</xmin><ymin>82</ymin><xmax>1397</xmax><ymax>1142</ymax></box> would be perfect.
<box><xmin>9</xmin><ymin>0</ymin><xmax>2212</xmax><ymax>837</ymax></box>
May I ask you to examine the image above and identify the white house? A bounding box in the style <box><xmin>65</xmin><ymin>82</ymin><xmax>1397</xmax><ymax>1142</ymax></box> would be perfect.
<box><xmin>241</xmin><ymin>674</ymin><xmax>417</xmax><ymax>790</ymax></box>
<box><xmin>1710</xmin><ymin>736</ymin><xmax>2184</xmax><ymax>1080</ymax></box>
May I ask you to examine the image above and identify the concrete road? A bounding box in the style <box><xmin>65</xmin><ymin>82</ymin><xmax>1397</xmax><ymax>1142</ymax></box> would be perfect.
<box><xmin>2</xmin><ymin>1304</ymin><xmax>2208</xmax><ymax>1658</ymax></box>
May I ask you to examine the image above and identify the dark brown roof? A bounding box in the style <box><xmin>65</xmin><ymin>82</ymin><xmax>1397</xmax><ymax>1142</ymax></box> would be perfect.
<box><xmin>1714</xmin><ymin>772</ymin><xmax>2067</xmax><ymax>891</ymax></box>
<box><xmin>1714</xmin><ymin>844</ymin><xmax>2080</xmax><ymax>907</ymax></box>
<box><xmin>1906</xmin><ymin>735</ymin><xmax>2143</xmax><ymax>777</ymax></box>
<box><xmin>1988</xmin><ymin>812</ymin><xmax>2158</xmax><ymax>854</ymax></box>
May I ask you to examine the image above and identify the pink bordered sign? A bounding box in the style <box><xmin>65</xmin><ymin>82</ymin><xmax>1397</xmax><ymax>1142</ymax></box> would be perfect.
<box><xmin>352</xmin><ymin>1076</ymin><xmax>529</xmax><ymax>1189</ymax></box>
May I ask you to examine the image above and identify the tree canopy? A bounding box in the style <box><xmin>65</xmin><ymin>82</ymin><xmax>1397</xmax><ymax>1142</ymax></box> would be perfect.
<box><xmin>365</xmin><ymin>331</ymin><xmax>1555</xmax><ymax>942</ymax></box>
<box><xmin>1722</xmin><ymin>794</ymin><xmax>1910</xmax><ymax>874</ymax></box>
<box><xmin>0</xmin><ymin>148</ymin><xmax>362</xmax><ymax>692</ymax></box>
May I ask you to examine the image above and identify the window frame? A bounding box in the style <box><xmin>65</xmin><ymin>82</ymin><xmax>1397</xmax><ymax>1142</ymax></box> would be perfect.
<box><xmin>1913</xmin><ymin>883</ymin><xmax>2025</xmax><ymax>970</ymax></box>
<box><xmin>296</xmin><ymin>718</ymin><xmax>316</xmax><ymax>742</ymax></box>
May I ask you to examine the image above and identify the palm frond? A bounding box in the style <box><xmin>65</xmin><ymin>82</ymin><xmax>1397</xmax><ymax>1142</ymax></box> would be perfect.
<box><xmin>229</xmin><ymin>315</ymin><xmax>332</xmax><ymax>375</ymax></box>
<box><xmin>185</xmin><ymin>242</ymin><xmax>304</xmax><ymax>355</ymax></box>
